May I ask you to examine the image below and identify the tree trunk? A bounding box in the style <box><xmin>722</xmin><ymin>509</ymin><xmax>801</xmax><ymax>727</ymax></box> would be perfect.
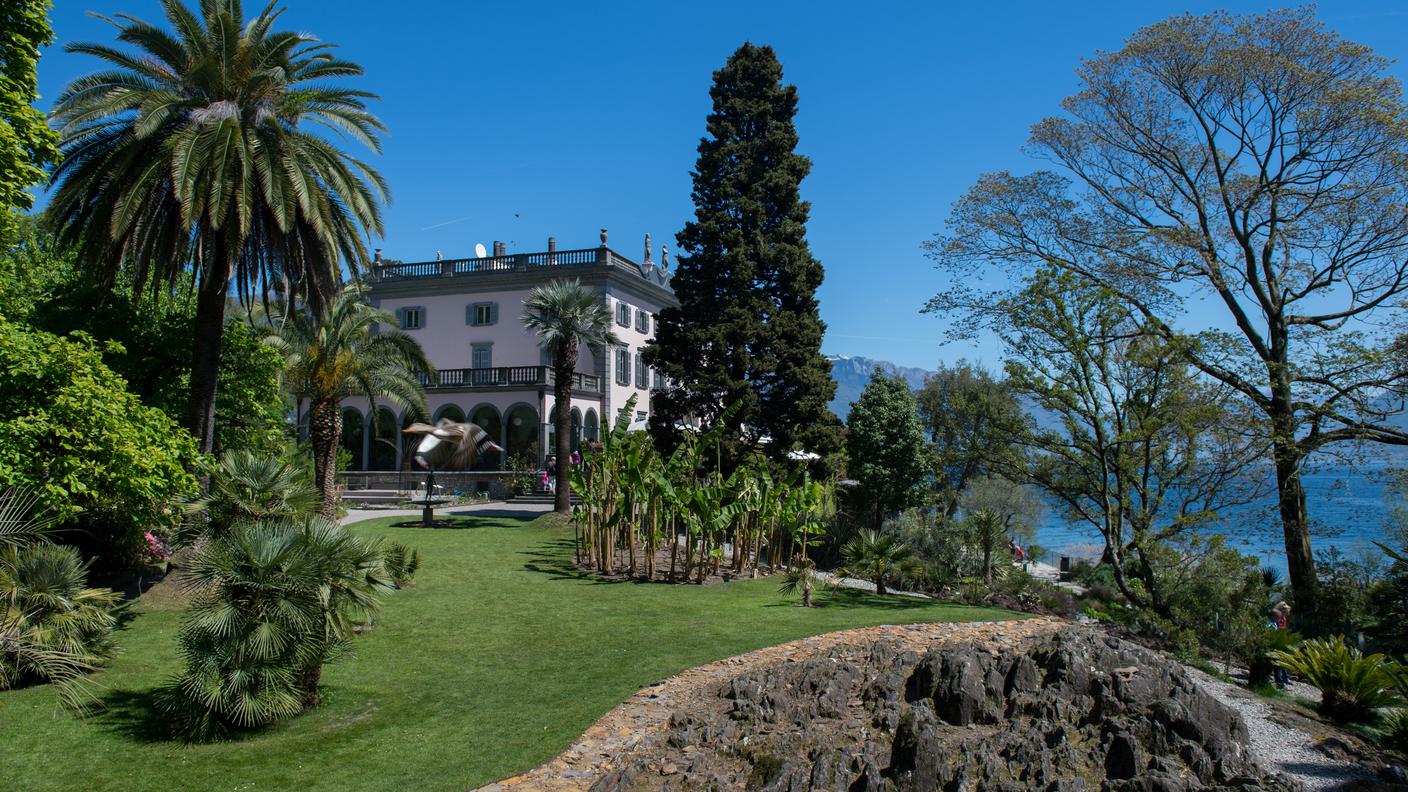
<box><xmin>802</xmin><ymin>577</ymin><xmax>813</xmax><ymax>607</ymax></box>
<box><xmin>1273</xmin><ymin>440</ymin><xmax>1317</xmax><ymax>628</ymax></box>
<box><xmin>553</xmin><ymin>351</ymin><xmax>577</xmax><ymax>515</ymax></box>
<box><xmin>876</xmin><ymin>574</ymin><xmax>888</xmax><ymax>596</ymax></box>
<box><xmin>310</xmin><ymin>400</ymin><xmax>343</xmax><ymax>519</ymax></box>
<box><xmin>186</xmin><ymin>274</ymin><xmax>229</xmax><ymax>456</ymax></box>
<box><xmin>297</xmin><ymin>663</ymin><xmax>323</xmax><ymax>710</ymax></box>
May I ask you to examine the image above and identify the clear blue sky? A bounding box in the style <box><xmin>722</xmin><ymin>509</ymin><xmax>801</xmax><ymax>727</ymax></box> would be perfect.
<box><xmin>31</xmin><ymin>0</ymin><xmax>1408</xmax><ymax>369</ymax></box>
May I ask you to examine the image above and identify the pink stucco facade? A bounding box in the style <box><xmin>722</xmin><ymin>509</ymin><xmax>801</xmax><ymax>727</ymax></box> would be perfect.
<box><xmin>336</xmin><ymin>238</ymin><xmax>676</xmax><ymax>471</ymax></box>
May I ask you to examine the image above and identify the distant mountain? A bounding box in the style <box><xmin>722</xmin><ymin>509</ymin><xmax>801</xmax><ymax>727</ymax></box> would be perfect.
<box><xmin>826</xmin><ymin>355</ymin><xmax>934</xmax><ymax>420</ymax></box>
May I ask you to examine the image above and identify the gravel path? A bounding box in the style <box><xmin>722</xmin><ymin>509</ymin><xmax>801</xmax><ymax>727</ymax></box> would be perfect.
<box><xmin>1182</xmin><ymin>666</ymin><xmax>1379</xmax><ymax>790</ymax></box>
<box><xmin>340</xmin><ymin>499</ymin><xmax>550</xmax><ymax>526</ymax></box>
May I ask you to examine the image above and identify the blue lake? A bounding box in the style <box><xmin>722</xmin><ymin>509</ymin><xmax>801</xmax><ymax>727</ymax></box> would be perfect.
<box><xmin>1033</xmin><ymin>458</ymin><xmax>1403</xmax><ymax>573</ymax></box>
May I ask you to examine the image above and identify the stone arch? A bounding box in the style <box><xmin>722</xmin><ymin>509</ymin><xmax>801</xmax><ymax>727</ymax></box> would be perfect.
<box><xmin>583</xmin><ymin>409</ymin><xmax>599</xmax><ymax>443</ymax></box>
<box><xmin>468</xmin><ymin>403</ymin><xmax>503</xmax><ymax>470</ymax></box>
<box><xmin>503</xmin><ymin>402</ymin><xmax>540</xmax><ymax>467</ymax></box>
<box><xmin>368</xmin><ymin>406</ymin><xmax>399</xmax><ymax>470</ymax></box>
<box><xmin>433</xmin><ymin>404</ymin><xmax>466</xmax><ymax>423</ymax></box>
<box><xmin>570</xmin><ymin>407</ymin><xmax>583</xmax><ymax>452</ymax></box>
<box><xmin>340</xmin><ymin>407</ymin><xmax>365</xmax><ymax>470</ymax></box>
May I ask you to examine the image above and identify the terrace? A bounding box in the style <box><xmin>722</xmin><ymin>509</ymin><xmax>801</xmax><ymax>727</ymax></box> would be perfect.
<box><xmin>370</xmin><ymin>241</ymin><xmax>671</xmax><ymax>288</ymax></box>
<box><xmin>417</xmin><ymin>365</ymin><xmax>602</xmax><ymax>393</ymax></box>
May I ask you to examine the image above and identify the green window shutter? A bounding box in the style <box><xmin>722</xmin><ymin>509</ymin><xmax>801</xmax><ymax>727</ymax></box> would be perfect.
<box><xmin>490</xmin><ymin>302</ymin><xmax>499</xmax><ymax>325</ymax></box>
<box><xmin>465</xmin><ymin>304</ymin><xmax>474</xmax><ymax>325</ymax></box>
<box><xmin>395</xmin><ymin>307</ymin><xmax>405</xmax><ymax>327</ymax></box>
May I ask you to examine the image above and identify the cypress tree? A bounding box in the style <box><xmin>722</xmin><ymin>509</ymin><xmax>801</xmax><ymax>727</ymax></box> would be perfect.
<box><xmin>647</xmin><ymin>42</ymin><xmax>841</xmax><ymax>472</ymax></box>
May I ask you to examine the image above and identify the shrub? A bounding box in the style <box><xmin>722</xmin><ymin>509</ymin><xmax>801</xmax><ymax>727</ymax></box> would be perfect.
<box><xmin>1384</xmin><ymin>708</ymin><xmax>1408</xmax><ymax>754</ymax></box>
<box><xmin>0</xmin><ymin>319</ymin><xmax>199</xmax><ymax>566</ymax></box>
<box><xmin>179</xmin><ymin>450</ymin><xmax>318</xmax><ymax>546</ymax></box>
<box><xmin>1269</xmin><ymin>637</ymin><xmax>1405</xmax><ymax>723</ymax></box>
<box><xmin>1248</xmin><ymin>626</ymin><xmax>1301</xmax><ymax>688</ymax></box>
<box><xmin>382</xmin><ymin>541</ymin><xmax>420</xmax><ymax>588</ymax></box>
<box><xmin>160</xmin><ymin>516</ymin><xmax>393</xmax><ymax>740</ymax></box>
<box><xmin>0</xmin><ymin>543</ymin><xmax>119</xmax><ymax>687</ymax></box>
<box><xmin>0</xmin><ymin>489</ymin><xmax>117</xmax><ymax>704</ymax></box>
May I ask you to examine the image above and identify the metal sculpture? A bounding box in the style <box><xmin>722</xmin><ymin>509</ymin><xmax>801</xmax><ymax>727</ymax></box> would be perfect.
<box><xmin>401</xmin><ymin>419</ymin><xmax>502</xmax><ymax>525</ymax></box>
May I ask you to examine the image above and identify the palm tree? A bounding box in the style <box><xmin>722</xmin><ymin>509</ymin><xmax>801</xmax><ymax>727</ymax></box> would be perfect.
<box><xmin>522</xmin><ymin>279</ymin><xmax>620</xmax><ymax>514</ymax></box>
<box><xmin>840</xmin><ymin>530</ymin><xmax>915</xmax><ymax>597</ymax></box>
<box><xmin>178</xmin><ymin>449</ymin><xmax>319</xmax><ymax>546</ymax></box>
<box><xmin>267</xmin><ymin>285</ymin><xmax>432</xmax><ymax>518</ymax></box>
<box><xmin>46</xmin><ymin>0</ymin><xmax>387</xmax><ymax>454</ymax></box>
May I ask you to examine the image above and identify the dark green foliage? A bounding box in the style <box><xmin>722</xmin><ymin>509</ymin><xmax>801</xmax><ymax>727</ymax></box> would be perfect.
<box><xmin>845</xmin><ymin>370</ymin><xmax>932</xmax><ymax>528</ymax></box>
<box><xmin>1248</xmin><ymin>626</ymin><xmax>1301</xmax><ymax>688</ymax></box>
<box><xmin>646</xmin><ymin>42</ymin><xmax>841</xmax><ymax>474</ymax></box>
<box><xmin>914</xmin><ymin>363</ymin><xmax>1026</xmax><ymax>517</ymax></box>
<box><xmin>381</xmin><ymin>541</ymin><xmax>420</xmax><ymax>588</ymax></box>
<box><xmin>839</xmin><ymin>530</ymin><xmax>916</xmax><ymax>597</ymax></box>
<box><xmin>46</xmin><ymin>0</ymin><xmax>387</xmax><ymax>454</ymax></box>
<box><xmin>1269</xmin><ymin>636</ymin><xmax>1404</xmax><ymax>723</ymax></box>
<box><xmin>0</xmin><ymin>0</ymin><xmax>59</xmax><ymax>234</ymax></box>
<box><xmin>1</xmin><ymin>542</ymin><xmax>119</xmax><ymax>684</ymax></box>
<box><xmin>0</xmin><ymin>318</ymin><xmax>199</xmax><ymax>567</ymax></box>
<box><xmin>160</xmin><ymin>515</ymin><xmax>393</xmax><ymax>741</ymax></box>
<box><xmin>180</xmin><ymin>450</ymin><xmax>319</xmax><ymax>546</ymax></box>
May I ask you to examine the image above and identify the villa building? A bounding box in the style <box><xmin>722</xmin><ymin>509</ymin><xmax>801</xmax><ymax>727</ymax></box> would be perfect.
<box><xmin>338</xmin><ymin>230</ymin><xmax>677</xmax><ymax>476</ymax></box>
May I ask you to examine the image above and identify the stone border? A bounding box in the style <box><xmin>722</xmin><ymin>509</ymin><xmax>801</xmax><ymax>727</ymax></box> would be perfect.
<box><xmin>479</xmin><ymin>618</ymin><xmax>1064</xmax><ymax>791</ymax></box>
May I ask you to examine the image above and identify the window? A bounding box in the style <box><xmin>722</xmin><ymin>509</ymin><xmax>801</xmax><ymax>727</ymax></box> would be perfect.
<box><xmin>635</xmin><ymin>353</ymin><xmax>648</xmax><ymax>389</ymax></box>
<box><xmin>471</xmin><ymin>344</ymin><xmax>492</xmax><ymax>369</ymax></box>
<box><xmin>615</xmin><ymin>348</ymin><xmax>631</xmax><ymax>385</ymax></box>
<box><xmin>467</xmin><ymin>302</ymin><xmax>497</xmax><ymax>326</ymax></box>
<box><xmin>653</xmin><ymin>370</ymin><xmax>665</xmax><ymax>390</ymax></box>
<box><xmin>653</xmin><ymin>314</ymin><xmax>659</xmax><ymax>336</ymax></box>
<box><xmin>615</xmin><ymin>301</ymin><xmax>631</xmax><ymax>327</ymax></box>
<box><xmin>635</xmin><ymin>310</ymin><xmax>649</xmax><ymax>333</ymax></box>
<box><xmin>636</xmin><ymin>410</ymin><xmax>647</xmax><ymax>422</ymax></box>
<box><xmin>399</xmin><ymin>306</ymin><xmax>424</xmax><ymax>330</ymax></box>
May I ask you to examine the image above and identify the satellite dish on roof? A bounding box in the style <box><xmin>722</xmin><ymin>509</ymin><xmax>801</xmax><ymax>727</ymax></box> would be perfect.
<box><xmin>474</xmin><ymin>242</ymin><xmax>488</xmax><ymax>258</ymax></box>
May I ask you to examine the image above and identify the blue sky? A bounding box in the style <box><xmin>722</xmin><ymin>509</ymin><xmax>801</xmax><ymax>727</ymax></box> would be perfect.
<box><xmin>32</xmin><ymin>0</ymin><xmax>1408</xmax><ymax>369</ymax></box>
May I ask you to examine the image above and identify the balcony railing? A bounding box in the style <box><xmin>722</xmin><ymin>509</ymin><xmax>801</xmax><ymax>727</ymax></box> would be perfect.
<box><xmin>419</xmin><ymin>366</ymin><xmax>602</xmax><ymax>393</ymax></box>
<box><xmin>371</xmin><ymin>247</ymin><xmax>668</xmax><ymax>286</ymax></box>
<box><xmin>376</xmin><ymin>248</ymin><xmax>605</xmax><ymax>281</ymax></box>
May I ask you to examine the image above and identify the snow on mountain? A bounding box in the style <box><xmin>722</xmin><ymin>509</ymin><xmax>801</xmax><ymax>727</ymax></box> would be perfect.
<box><xmin>826</xmin><ymin>354</ymin><xmax>934</xmax><ymax>420</ymax></box>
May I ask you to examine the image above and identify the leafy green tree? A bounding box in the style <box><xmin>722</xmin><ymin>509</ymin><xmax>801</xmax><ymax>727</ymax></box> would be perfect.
<box><xmin>46</xmin><ymin>0</ymin><xmax>387</xmax><ymax>454</ymax></box>
<box><xmin>0</xmin><ymin>318</ymin><xmax>200</xmax><ymax>566</ymax></box>
<box><xmin>958</xmin><ymin>474</ymin><xmax>1042</xmax><ymax>584</ymax></box>
<box><xmin>522</xmin><ymin>278</ymin><xmax>620</xmax><ymax>514</ymax></box>
<box><xmin>914</xmin><ymin>362</ymin><xmax>1026</xmax><ymax>517</ymax></box>
<box><xmin>929</xmin><ymin>7</ymin><xmax>1408</xmax><ymax>622</ymax></box>
<box><xmin>846</xmin><ymin>369</ymin><xmax>932</xmax><ymax>528</ymax></box>
<box><xmin>840</xmin><ymin>530</ymin><xmax>915</xmax><ymax>596</ymax></box>
<box><xmin>268</xmin><ymin>285</ymin><xmax>432</xmax><ymax>518</ymax></box>
<box><xmin>954</xmin><ymin>270</ymin><xmax>1260</xmax><ymax>614</ymax></box>
<box><xmin>0</xmin><ymin>0</ymin><xmax>59</xmax><ymax>236</ymax></box>
<box><xmin>647</xmin><ymin>42</ymin><xmax>841</xmax><ymax>474</ymax></box>
<box><xmin>0</xmin><ymin>216</ymin><xmax>73</xmax><ymax>321</ymax></box>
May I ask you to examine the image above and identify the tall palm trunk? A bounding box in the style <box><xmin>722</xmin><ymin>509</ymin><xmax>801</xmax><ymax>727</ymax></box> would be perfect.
<box><xmin>310</xmin><ymin>399</ymin><xmax>343</xmax><ymax>519</ymax></box>
<box><xmin>186</xmin><ymin>258</ymin><xmax>230</xmax><ymax>455</ymax></box>
<box><xmin>552</xmin><ymin>347</ymin><xmax>577</xmax><ymax>514</ymax></box>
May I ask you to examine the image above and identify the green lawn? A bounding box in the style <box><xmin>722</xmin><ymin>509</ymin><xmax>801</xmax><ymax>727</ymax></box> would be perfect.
<box><xmin>1</xmin><ymin>512</ymin><xmax>1016</xmax><ymax>791</ymax></box>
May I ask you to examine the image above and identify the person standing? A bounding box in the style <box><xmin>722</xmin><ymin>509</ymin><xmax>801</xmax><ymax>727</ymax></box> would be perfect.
<box><xmin>1269</xmin><ymin>602</ymin><xmax>1292</xmax><ymax>688</ymax></box>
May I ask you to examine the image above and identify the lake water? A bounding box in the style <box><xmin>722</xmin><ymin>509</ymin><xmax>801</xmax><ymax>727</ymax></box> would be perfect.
<box><xmin>1033</xmin><ymin>459</ymin><xmax>1403</xmax><ymax>573</ymax></box>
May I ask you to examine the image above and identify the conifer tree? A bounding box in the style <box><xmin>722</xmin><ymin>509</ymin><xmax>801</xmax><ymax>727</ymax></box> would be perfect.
<box><xmin>647</xmin><ymin>42</ymin><xmax>841</xmax><ymax>472</ymax></box>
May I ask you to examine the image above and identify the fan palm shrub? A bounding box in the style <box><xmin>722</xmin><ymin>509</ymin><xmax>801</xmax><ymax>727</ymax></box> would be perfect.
<box><xmin>380</xmin><ymin>542</ymin><xmax>420</xmax><ymax>589</ymax></box>
<box><xmin>179</xmin><ymin>449</ymin><xmax>319</xmax><ymax>545</ymax></box>
<box><xmin>46</xmin><ymin>0</ymin><xmax>388</xmax><ymax>454</ymax></box>
<box><xmin>522</xmin><ymin>279</ymin><xmax>621</xmax><ymax>514</ymax></box>
<box><xmin>160</xmin><ymin>515</ymin><xmax>393</xmax><ymax>739</ymax></box>
<box><xmin>778</xmin><ymin>559</ymin><xmax>826</xmax><ymax>607</ymax></box>
<box><xmin>1268</xmin><ymin>636</ymin><xmax>1405</xmax><ymax>723</ymax></box>
<box><xmin>0</xmin><ymin>489</ymin><xmax>117</xmax><ymax>705</ymax></box>
<box><xmin>267</xmin><ymin>284</ymin><xmax>432</xmax><ymax>518</ymax></box>
<box><xmin>839</xmin><ymin>530</ymin><xmax>915</xmax><ymax>596</ymax></box>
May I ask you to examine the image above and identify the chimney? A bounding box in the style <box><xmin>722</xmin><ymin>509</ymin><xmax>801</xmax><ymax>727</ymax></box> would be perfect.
<box><xmin>547</xmin><ymin>236</ymin><xmax>557</xmax><ymax>253</ymax></box>
<box><xmin>373</xmin><ymin>248</ymin><xmax>382</xmax><ymax>264</ymax></box>
<box><xmin>493</xmin><ymin>240</ymin><xmax>505</xmax><ymax>257</ymax></box>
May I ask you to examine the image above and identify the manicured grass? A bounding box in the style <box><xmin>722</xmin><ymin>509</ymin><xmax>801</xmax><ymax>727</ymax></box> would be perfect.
<box><xmin>1</xmin><ymin>512</ymin><xmax>1017</xmax><ymax>791</ymax></box>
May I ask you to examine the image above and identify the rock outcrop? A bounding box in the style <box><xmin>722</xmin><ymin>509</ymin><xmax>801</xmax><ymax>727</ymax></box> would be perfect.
<box><xmin>592</xmin><ymin>629</ymin><xmax>1298</xmax><ymax>791</ymax></box>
